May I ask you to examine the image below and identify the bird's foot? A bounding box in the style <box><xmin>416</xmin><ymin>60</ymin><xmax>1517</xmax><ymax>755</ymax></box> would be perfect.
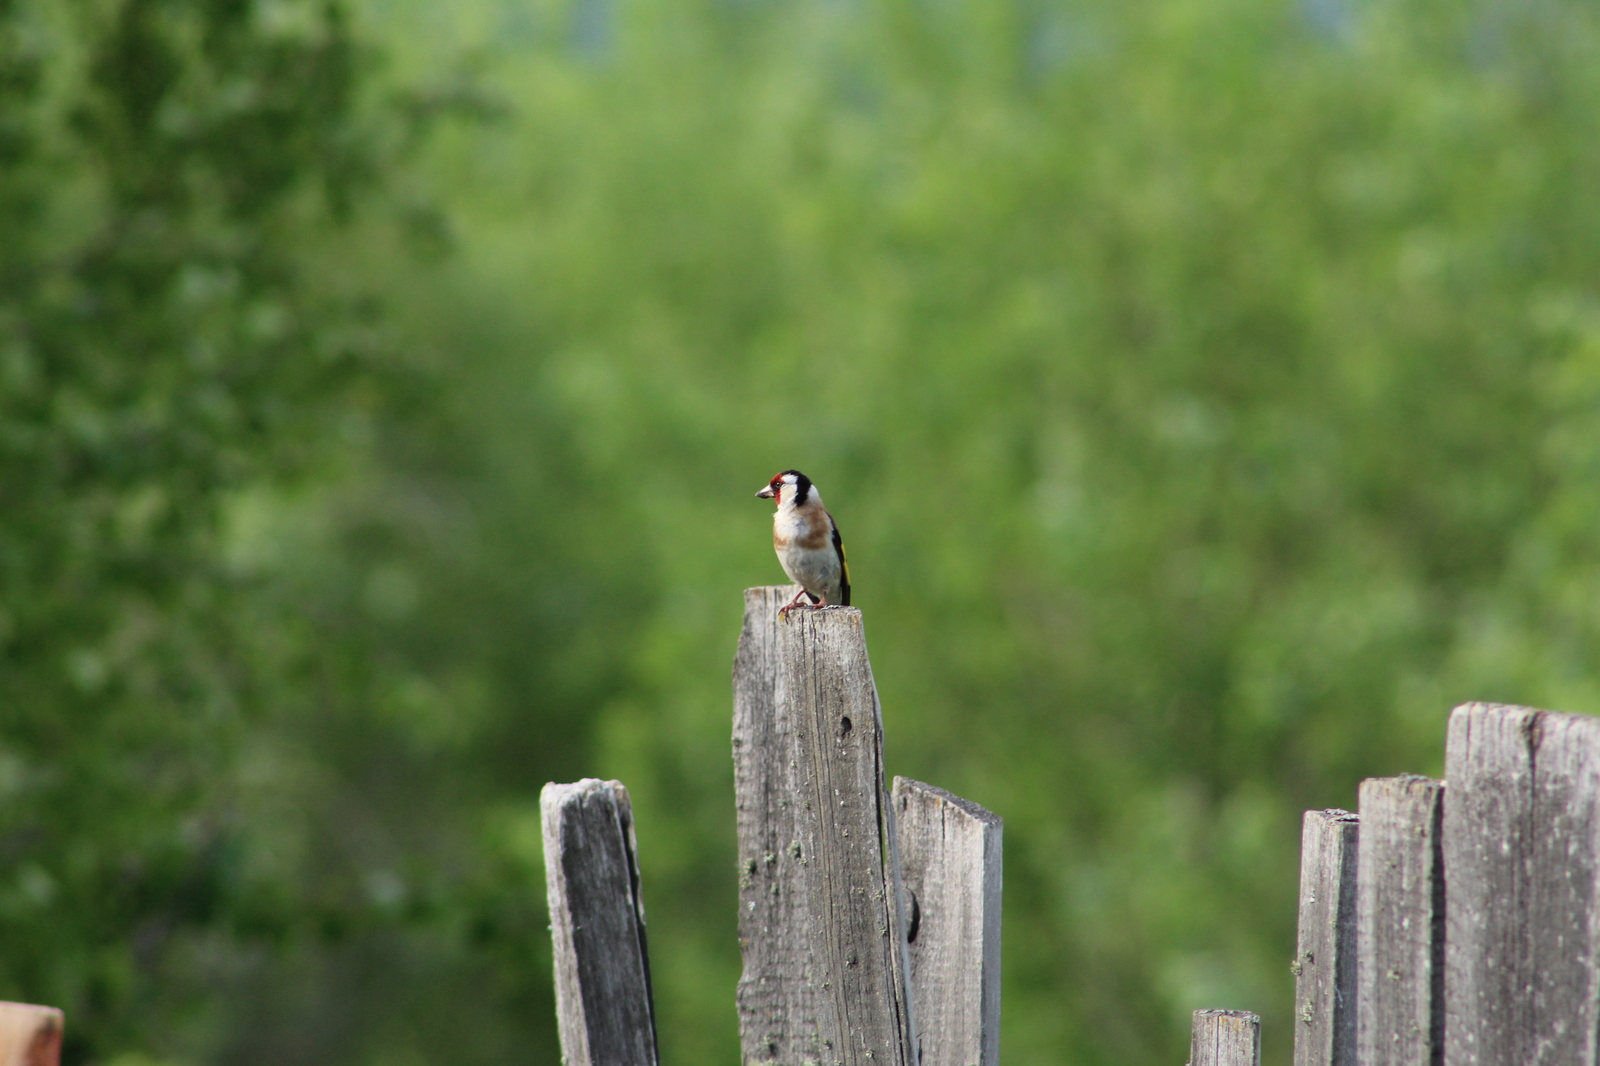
<box><xmin>778</xmin><ymin>589</ymin><xmax>817</xmax><ymax>620</ymax></box>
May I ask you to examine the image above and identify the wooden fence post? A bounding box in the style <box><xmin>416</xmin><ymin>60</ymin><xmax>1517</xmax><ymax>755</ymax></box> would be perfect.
<box><xmin>732</xmin><ymin>586</ymin><xmax>917</xmax><ymax>1066</ymax></box>
<box><xmin>893</xmin><ymin>777</ymin><xmax>1002</xmax><ymax>1066</ymax></box>
<box><xmin>1443</xmin><ymin>703</ymin><xmax>1600</xmax><ymax>1065</ymax></box>
<box><xmin>1293</xmin><ymin>808</ymin><xmax>1359</xmax><ymax>1066</ymax></box>
<box><xmin>0</xmin><ymin>1003</ymin><xmax>62</xmax><ymax>1066</ymax></box>
<box><xmin>1355</xmin><ymin>775</ymin><xmax>1443</xmax><ymax>1066</ymax></box>
<box><xmin>541</xmin><ymin>778</ymin><xmax>659</xmax><ymax>1066</ymax></box>
<box><xmin>1189</xmin><ymin>1009</ymin><xmax>1260</xmax><ymax>1066</ymax></box>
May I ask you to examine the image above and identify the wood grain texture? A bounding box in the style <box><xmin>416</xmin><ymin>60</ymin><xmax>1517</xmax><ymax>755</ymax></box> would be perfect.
<box><xmin>0</xmin><ymin>1003</ymin><xmax>62</xmax><ymax>1066</ymax></box>
<box><xmin>541</xmin><ymin>778</ymin><xmax>659</xmax><ymax>1066</ymax></box>
<box><xmin>1443</xmin><ymin>702</ymin><xmax>1600</xmax><ymax>1066</ymax></box>
<box><xmin>1293</xmin><ymin>809</ymin><xmax>1359</xmax><ymax>1066</ymax></box>
<box><xmin>1189</xmin><ymin>1010</ymin><xmax>1260</xmax><ymax>1066</ymax></box>
<box><xmin>893</xmin><ymin>777</ymin><xmax>1002</xmax><ymax>1066</ymax></box>
<box><xmin>1356</xmin><ymin>775</ymin><xmax>1443</xmax><ymax>1066</ymax></box>
<box><xmin>733</xmin><ymin>587</ymin><xmax>916</xmax><ymax>1066</ymax></box>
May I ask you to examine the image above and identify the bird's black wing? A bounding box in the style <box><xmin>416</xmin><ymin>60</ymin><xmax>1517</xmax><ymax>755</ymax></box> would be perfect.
<box><xmin>830</xmin><ymin>514</ymin><xmax>851</xmax><ymax>607</ymax></box>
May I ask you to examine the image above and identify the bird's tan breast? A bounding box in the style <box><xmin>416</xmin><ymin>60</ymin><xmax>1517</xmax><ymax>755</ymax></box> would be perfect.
<box><xmin>773</xmin><ymin>506</ymin><xmax>831</xmax><ymax>551</ymax></box>
<box><xmin>799</xmin><ymin>508</ymin><xmax>831</xmax><ymax>550</ymax></box>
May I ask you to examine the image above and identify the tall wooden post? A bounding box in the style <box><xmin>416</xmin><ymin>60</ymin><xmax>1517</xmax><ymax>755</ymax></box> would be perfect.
<box><xmin>541</xmin><ymin>778</ymin><xmax>659</xmax><ymax>1066</ymax></box>
<box><xmin>1443</xmin><ymin>703</ymin><xmax>1600</xmax><ymax>1065</ymax></box>
<box><xmin>894</xmin><ymin>777</ymin><xmax>1002</xmax><ymax>1066</ymax></box>
<box><xmin>732</xmin><ymin>587</ymin><xmax>917</xmax><ymax>1066</ymax></box>
<box><xmin>1293</xmin><ymin>808</ymin><xmax>1359</xmax><ymax>1066</ymax></box>
<box><xmin>1356</xmin><ymin>775</ymin><xmax>1443</xmax><ymax>1066</ymax></box>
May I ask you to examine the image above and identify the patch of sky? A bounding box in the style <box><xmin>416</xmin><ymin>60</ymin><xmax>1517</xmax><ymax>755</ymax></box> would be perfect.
<box><xmin>1299</xmin><ymin>0</ymin><xmax>1358</xmax><ymax>43</ymax></box>
<box><xmin>1026</xmin><ymin>8</ymin><xmax>1114</xmax><ymax>79</ymax></box>
<box><xmin>572</xmin><ymin>0</ymin><xmax>612</xmax><ymax>58</ymax></box>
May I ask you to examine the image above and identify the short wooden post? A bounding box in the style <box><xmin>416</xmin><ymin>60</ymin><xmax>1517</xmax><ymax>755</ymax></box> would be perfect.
<box><xmin>1356</xmin><ymin>775</ymin><xmax>1443</xmax><ymax>1066</ymax></box>
<box><xmin>541</xmin><ymin>778</ymin><xmax>658</xmax><ymax>1066</ymax></box>
<box><xmin>1293</xmin><ymin>808</ymin><xmax>1359</xmax><ymax>1066</ymax></box>
<box><xmin>732</xmin><ymin>587</ymin><xmax>917</xmax><ymax>1066</ymax></box>
<box><xmin>1442</xmin><ymin>703</ymin><xmax>1600</xmax><ymax>1065</ymax></box>
<box><xmin>893</xmin><ymin>777</ymin><xmax>1002</xmax><ymax>1066</ymax></box>
<box><xmin>1189</xmin><ymin>1009</ymin><xmax>1260</xmax><ymax>1066</ymax></box>
<box><xmin>0</xmin><ymin>1003</ymin><xmax>62</xmax><ymax>1066</ymax></box>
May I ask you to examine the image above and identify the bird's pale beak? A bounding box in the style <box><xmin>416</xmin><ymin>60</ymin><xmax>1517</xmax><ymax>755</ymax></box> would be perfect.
<box><xmin>755</xmin><ymin>485</ymin><xmax>776</xmax><ymax>499</ymax></box>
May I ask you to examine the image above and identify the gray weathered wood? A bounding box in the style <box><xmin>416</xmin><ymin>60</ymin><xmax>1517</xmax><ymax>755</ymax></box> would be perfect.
<box><xmin>733</xmin><ymin>586</ymin><xmax>917</xmax><ymax>1066</ymax></box>
<box><xmin>1189</xmin><ymin>1009</ymin><xmax>1260</xmax><ymax>1066</ymax></box>
<box><xmin>0</xmin><ymin>1003</ymin><xmax>63</xmax><ymax>1066</ymax></box>
<box><xmin>541</xmin><ymin>778</ymin><xmax>658</xmax><ymax>1066</ymax></box>
<box><xmin>1356</xmin><ymin>775</ymin><xmax>1443</xmax><ymax>1066</ymax></box>
<box><xmin>1293</xmin><ymin>808</ymin><xmax>1359</xmax><ymax>1066</ymax></box>
<box><xmin>893</xmin><ymin>777</ymin><xmax>1002</xmax><ymax>1066</ymax></box>
<box><xmin>1442</xmin><ymin>702</ymin><xmax>1600</xmax><ymax>1066</ymax></box>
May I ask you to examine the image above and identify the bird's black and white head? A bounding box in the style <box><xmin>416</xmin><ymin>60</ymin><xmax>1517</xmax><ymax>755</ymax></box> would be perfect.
<box><xmin>755</xmin><ymin>469</ymin><xmax>816</xmax><ymax>509</ymax></box>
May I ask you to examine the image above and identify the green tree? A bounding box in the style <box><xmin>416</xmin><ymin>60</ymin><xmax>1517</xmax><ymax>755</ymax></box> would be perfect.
<box><xmin>14</xmin><ymin>0</ymin><xmax>1600</xmax><ymax>1061</ymax></box>
<box><xmin>0</xmin><ymin>0</ymin><xmax>382</xmax><ymax>1057</ymax></box>
<box><xmin>347</xmin><ymin>0</ymin><xmax>1600</xmax><ymax>1061</ymax></box>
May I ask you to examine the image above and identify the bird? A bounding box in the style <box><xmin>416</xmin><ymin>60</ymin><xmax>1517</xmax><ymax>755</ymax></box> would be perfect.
<box><xmin>755</xmin><ymin>470</ymin><xmax>851</xmax><ymax>618</ymax></box>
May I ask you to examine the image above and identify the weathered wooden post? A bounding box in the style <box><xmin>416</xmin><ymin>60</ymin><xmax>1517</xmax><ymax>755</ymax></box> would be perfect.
<box><xmin>732</xmin><ymin>586</ymin><xmax>917</xmax><ymax>1066</ymax></box>
<box><xmin>540</xmin><ymin>588</ymin><xmax>1004</xmax><ymax>1064</ymax></box>
<box><xmin>1355</xmin><ymin>775</ymin><xmax>1442</xmax><ymax>1066</ymax></box>
<box><xmin>1188</xmin><ymin>1009</ymin><xmax>1260</xmax><ymax>1066</ymax></box>
<box><xmin>0</xmin><ymin>1003</ymin><xmax>62</xmax><ymax>1066</ymax></box>
<box><xmin>1195</xmin><ymin>699</ymin><xmax>1600</xmax><ymax>1064</ymax></box>
<box><xmin>1293</xmin><ymin>808</ymin><xmax>1359</xmax><ymax>1066</ymax></box>
<box><xmin>541</xmin><ymin>778</ymin><xmax>659</xmax><ymax>1066</ymax></box>
<box><xmin>1443</xmin><ymin>703</ymin><xmax>1600</xmax><ymax>1065</ymax></box>
<box><xmin>894</xmin><ymin>777</ymin><xmax>1002</xmax><ymax>1066</ymax></box>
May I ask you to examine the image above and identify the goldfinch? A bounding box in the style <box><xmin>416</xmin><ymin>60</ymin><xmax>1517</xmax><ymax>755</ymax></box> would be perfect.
<box><xmin>755</xmin><ymin>470</ymin><xmax>851</xmax><ymax>617</ymax></box>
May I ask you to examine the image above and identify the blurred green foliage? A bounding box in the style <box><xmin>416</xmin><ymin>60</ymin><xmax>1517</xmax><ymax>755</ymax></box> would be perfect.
<box><xmin>9</xmin><ymin>0</ymin><xmax>1600</xmax><ymax>1062</ymax></box>
<box><xmin>0</xmin><ymin>0</ymin><xmax>387</xmax><ymax>1058</ymax></box>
